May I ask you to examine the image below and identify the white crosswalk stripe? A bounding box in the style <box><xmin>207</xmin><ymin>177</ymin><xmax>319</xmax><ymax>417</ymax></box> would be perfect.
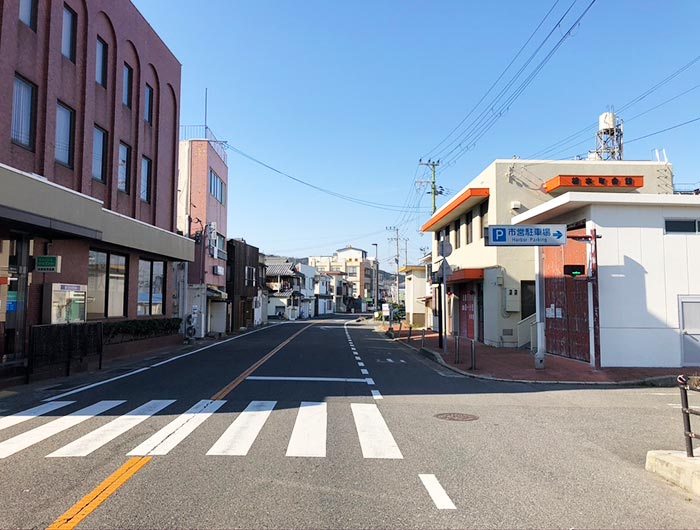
<box><xmin>0</xmin><ymin>401</ymin><xmax>75</xmax><ymax>433</ymax></box>
<box><xmin>0</xmin><ymin>401</ymin><xmax>124</xmax><ymax>459</ymax></box>
<box><xmin>48</xmin><ymin>400</ymin><xmax>175</xmax><ymax>457</ymax></box>
<box><xmin>0</xmin><ymin>399</ymin><xmax>403</xmax><ymax>460</ymax></box>
<box><xmin>207</xmin><ymin>401</ymin><xmax>277</xmax><ymax>456</ymax></box>
<box><xmin>351</xmin><ymin>403</ymin><xmax>403</xmax><ymax>459</ymax></box>
<box><xmin>128</xmin><ymin>399</ymin><xmax>225</xmax><ymax>456</ymax></box>
<box><xmin>286</xmin><ymin>402</ymin><xmax>327</xmax><ymax>457</ymax></box>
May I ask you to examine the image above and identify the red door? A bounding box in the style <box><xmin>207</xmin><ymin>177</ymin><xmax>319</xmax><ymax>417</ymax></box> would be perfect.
<box><xmin>458</xmin><ymin>284</ymin><xmax>475</xmax><ymax>339</ymax></box>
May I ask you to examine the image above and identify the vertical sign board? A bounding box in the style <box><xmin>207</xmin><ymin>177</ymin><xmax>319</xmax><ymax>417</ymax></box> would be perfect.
<box><xmin>487</xmin><ymin>225</ymin><xmax>567</xmax><ymax>246</ymax></box>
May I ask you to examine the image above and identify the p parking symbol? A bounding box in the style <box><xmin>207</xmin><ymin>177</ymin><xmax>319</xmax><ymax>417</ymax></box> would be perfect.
<box><xmin>493</xmin><ymin>228</ymin><xmax>507</xmax><ymax>242</ymax></box>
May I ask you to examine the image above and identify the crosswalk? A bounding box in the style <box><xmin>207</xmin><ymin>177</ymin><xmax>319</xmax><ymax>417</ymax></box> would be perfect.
<box><xmin>0</xmin><ymin>399</ymin><xmax>403</xmax><ymax>461</ymax></box>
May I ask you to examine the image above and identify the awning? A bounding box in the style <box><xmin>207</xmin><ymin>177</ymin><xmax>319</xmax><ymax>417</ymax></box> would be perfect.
<box><xmin>207</xmin><ymin>287</ymin><xmax>228</xmax><ymax>300</ymax></box>
<box><xmin>421</xmin><ymin>187</ymin><xmax>490</xmax><ymax>232</ymax></box>
<box><xmin>447</xmin><ymin>268</ymin><xmax>484</xmax><ymax>284</ymax></box>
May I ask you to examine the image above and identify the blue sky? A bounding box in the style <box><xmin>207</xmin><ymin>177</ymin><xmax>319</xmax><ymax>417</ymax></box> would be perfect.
<box><xmin>133</xmin><ymin>0</ymin><xmax>700</xmax><ymax>269</ymax></box>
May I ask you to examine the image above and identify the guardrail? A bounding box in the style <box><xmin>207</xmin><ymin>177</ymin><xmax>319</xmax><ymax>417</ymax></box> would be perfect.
<box><xmin>677</xmin><ymin>375</ymin><xmax>700</xmax><ymax>457</ymax></box>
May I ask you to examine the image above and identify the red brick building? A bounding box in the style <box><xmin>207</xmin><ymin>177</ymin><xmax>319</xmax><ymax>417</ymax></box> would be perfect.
<box><xmin>177</xmin><ymin>130</ymin><xmax>229</xmax><ymax>337</ymax></box>
<box><xmin>0</xmin><ymin>0</ymin><xmax>193</xmax><ymax>371</ymax></box>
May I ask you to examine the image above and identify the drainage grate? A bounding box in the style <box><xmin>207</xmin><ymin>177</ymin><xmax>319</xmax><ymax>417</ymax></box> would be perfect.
<box><xmin>434</xmin><ymin>413</ymin><xmax>479</xmax><ymax>422</ymax></box>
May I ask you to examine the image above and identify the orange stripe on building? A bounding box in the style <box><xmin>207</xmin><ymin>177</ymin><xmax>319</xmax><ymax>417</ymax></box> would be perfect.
<box><xmin>545</xmin><ymin>175</ymin><xmax>643</xmax><ymax>193</ymax></box>
<box><xmin>421</xmin><ymin>188</ymin><xmax>490</xmax><ymax>232</ymax></box>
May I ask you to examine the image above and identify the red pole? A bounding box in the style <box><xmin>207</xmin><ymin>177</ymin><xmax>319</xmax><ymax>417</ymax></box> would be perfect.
<box><xmin>591</xmin><ymin>228</ymin><xmax>601</xmax><ymax>369</ymax></box>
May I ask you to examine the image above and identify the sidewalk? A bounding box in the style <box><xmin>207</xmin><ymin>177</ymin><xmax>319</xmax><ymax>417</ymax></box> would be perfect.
<box><xmin>382</xmin><ymin>324</ymin><xmax>685</xmax><ymax>385</ymax></box>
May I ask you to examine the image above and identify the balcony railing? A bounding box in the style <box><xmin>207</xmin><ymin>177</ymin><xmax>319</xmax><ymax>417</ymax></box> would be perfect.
<box><xmin>180</xmin><ymin>125</ymin><xmax>228</xmax><ymax>164</ymax></box>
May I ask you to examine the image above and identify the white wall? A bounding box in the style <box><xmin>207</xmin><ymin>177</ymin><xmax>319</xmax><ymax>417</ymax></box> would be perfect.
<box><xmin>592</xmin><ymin>203</ymin><xmax>700</xmax><ymax>366</ymax></box>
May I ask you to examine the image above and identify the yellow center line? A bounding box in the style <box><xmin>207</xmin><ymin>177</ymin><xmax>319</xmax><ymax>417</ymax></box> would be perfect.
<box><xmin>211</xmin><ymin>323</ymin><xmax>315</xmax><ymax>400</ymax></box>
<box><xmin>47</xmin><ymin>323</ymin><xmax>313</xmax><ymax>530</ymax></box>
<box><xmin>47</xmin><ymin>456</ymin><xmax>151</xmax><ymax>530</ymax></box>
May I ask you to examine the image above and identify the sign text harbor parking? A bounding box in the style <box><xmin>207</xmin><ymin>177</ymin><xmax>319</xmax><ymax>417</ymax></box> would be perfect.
<box><xmin>487</xmin><ymin>225</ymin><xmax>567</xmax><ymax>246</ymax></box>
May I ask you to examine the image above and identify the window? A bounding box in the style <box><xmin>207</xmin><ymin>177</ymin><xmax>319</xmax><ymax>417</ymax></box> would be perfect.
<box><xmin>118</xmin><ymin>143</ymin><xmax>131</xmax><ymax>192</ymax></box>
<box><xmin>209</xmin><ymin>169</ymin><xmax>226</xmax><ymax>204</ymax></box>
<box><xmin>347</xmin><ymin>266</ymin><xmax>358</xmax><ymax>277</ymax></box>
<box><xmin>145</xmin><ymin>84</ymin><xmax>154</xmax><ymax>124</ymax></box>
<box><xmin>92</xmin><ymin>126</ymin><xmax>107</xmax><ymax>181</ymax></box>
<box><xmin>123</xmin><ymin>63</ymin><xmax>133</xmax><ymax>107</ymax></box>
<box><xmin>454</xmin><ymin>217</ymin><xmax>461</xmax><ymax>248</ymax></box>
<box><xmin>12</xmin><ymin>76</ymin><xmax>36</xmax><ymax>149</ymax></box>
<box><xmin>62</xmin><ymin>5</ymin><xmax>76</xmax><ymax>61</ymax></box>
<box><xmin>480</xmin><ymin>199</ymin><xmax>489</xmax><ymax>238</ymax></box>
<box><xmin>96</xmin><ymin>38</ymin><xmax>108</xmax><ymax>87</ymax></box>
<box><xmin>55</xmin><ymin>102</ymin><xmax>75</xmax><ymax>167</ymax></box>
<box><xmin>521</xmin><ymin>280</ymin><xmax>536</xmax><ymax>319</ymax></box>
<box><xmin>245</xmin><ymin>266</ymin><xmax>256</xmax><ymax>287</ymax></box>
<box><xmin>138</xmin><ymin>259</ymin><xmax>165</xmax><ymax>316</ymax></box>
<box><xmin>19</xmin><ymin>0</ymin><xmax>37</xmax><ymax>30</ymax></box>
<box><xmin>88</xmin><ymin>250</ymin><xmax>127</xmax><ymax>319</ymax></box>
<box><xmin>140</xmin><ymin>156</ymin><xmax>152</xmax><ymax>202</ymax></box>
<box><xmin>665</xmin><ymin>220</ymin><xmax>698</xmax><ymax>233</ymax></box>
<box><xmin>466</xmin><ymin>211</ymin><xmax>473</xmax><ymax>244</ymax></box>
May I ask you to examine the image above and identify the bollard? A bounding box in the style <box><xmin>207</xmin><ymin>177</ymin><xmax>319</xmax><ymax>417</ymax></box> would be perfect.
<box><xmin>679</xmin><ymin>375</ymin><xmax>695</xmax><ymax>457</ymax></box>
<box><xmin>470</xmin><ymin>339</ymin><xmax>476</xmax><ymax>370</ymax></box>
<box><xmin>408</xmin><ymin>325</ymin><xmax>412</xmax><ymax>343</ymax></box>
<box><xmin>455</xmin><ymin>336</ymin><xmax>460</xmax><ymax>364</ymax></box>
<box><xmin>421</xmin><ymin>328</ymin><xmax>426</xmax><ymax>349</ymax></box>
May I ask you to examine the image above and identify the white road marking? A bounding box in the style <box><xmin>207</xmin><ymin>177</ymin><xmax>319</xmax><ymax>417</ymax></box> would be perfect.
<box><xmin>286</xmin><ymin>402</ymin><xmax>327</xmax><ymax>457</ymax></box>
<box><xmin>207</xmin><ymin>401</ymin><xmax>276</xmax><ymax>456</ymax></box>
<box><xmin>361</xmin><ymin>369</ymin><xmax>369</xmax><ymax>375</ymax></box>
<box><xmin>371</xmin><ymin>390</ymin><xmax>383</xmax><ymax>400</ymax></box>
<box><xmin>648</xmin><ymin>392</ymin><xmax>676</xmax><ymax>396</ymax></box>
<box><xmin>0</xmin><ymin>401</ymin><xmax>75</xmax><ymax>433</ymax></box>
<box><xmin>386</xmin><ymin>358</ymin><xmax>395</xmax><ymax>363</ymax></box>
<box><xmin>419</xmin><ymin>474</ymin><xmax>456</xmax><ymax>509</ymax></box>
<box><xmin>48</xmin><ymin>400</ymin><xmax>175</xmax><ymax>457</ymax></box>
<box><xmin>128</xmin><ymin>399</ymin><xmax>225</xmax><ymax>456</ymax></box>
<box><xmin>0</xmin><ymin>401</ymin><xmax>124</xmax><ymax>459</ymax></box>
<box><xmin>357</xmin><ymin>362</ymin><xmax>365</xmax><ymax>367</ymax></box>
<box><xmin>351</xmin><ymin>403</ymin><xmax>402</xmax><ymax>459</ymax></box>
<box><xmin>247</xmin><ymin>376</ymin><xmax>368</xmax><ymax>383</ymax></box>
<box><xmin>43</xmin><ymin>325</ymin><xmax>279</xmax><ymax>402</ymax></box>
<box><xmin>366</xmin><ymin>378</ymin><xmax>375</xmax><ymax>385</ymax></box>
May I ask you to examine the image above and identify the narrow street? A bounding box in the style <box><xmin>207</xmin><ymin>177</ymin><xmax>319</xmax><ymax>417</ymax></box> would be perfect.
<box><xmin>0</xmin><ymin>317</ymin><xmax>697</xmax><ymax>529</ymax></box>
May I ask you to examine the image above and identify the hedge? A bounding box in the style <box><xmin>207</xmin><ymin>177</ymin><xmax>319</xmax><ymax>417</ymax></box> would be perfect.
<box><xmin>103</xmin><ymin>318</ymin><xmax>182</xmax><ymax>345</ymax></box>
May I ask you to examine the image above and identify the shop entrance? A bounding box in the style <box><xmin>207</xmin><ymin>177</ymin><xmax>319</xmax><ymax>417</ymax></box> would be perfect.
<box><xmin>0</xmin><ymin>236</ymin><xmax>31</xmax><ymax>364</ymax></box>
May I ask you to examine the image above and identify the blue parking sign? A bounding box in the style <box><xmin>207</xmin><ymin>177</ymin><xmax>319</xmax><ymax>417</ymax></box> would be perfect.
<box><xmin>493</xmin><ymin>227</ymin><xmax>507</xmax><ymax>242</ymax></box>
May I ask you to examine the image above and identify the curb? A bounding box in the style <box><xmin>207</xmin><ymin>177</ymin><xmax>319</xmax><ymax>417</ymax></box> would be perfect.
<box><xmin>378</xmin><ymin>328</ymin><xmax>676</xmax><ymax>387</ymax></box>
<box><xmin>646</xmin><ymin>450</ymin><xmax>700</xmax><ymax>497</ymax></box>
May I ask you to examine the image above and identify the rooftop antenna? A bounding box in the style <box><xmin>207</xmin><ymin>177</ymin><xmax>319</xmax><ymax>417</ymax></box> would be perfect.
<box><xmin>204</xmin><ymin>88</ymin><xmax>208</xmax><ymax>130</ymax></box>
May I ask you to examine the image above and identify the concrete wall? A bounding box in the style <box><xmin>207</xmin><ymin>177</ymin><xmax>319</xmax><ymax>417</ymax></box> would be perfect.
<box><xmin>592</xmin><ymin>203</ymin><xmax>700</xmax><ymax>367</ymax></box>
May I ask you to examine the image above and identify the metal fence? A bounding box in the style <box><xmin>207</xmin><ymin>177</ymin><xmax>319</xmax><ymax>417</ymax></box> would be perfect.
<box><xmin>677</xmin><ymin>375</ymin><xmax>700</xmax><ymax>457</ymax></box>
<box><xmin>28</xmin><ymin>322</ymin><xmax>103</xmax><ymax>380</ymax></box>
<box><xmin>179</xmin><ymin>125</ymin><xmax>228</xmax><ymax>164</ymax></box>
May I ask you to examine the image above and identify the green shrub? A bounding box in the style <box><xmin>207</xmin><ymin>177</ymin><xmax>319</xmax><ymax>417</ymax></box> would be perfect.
<box><xmin>103</xmin><ymin>318</ymin><xmax>182</xmax><ymax>344</ymax></box>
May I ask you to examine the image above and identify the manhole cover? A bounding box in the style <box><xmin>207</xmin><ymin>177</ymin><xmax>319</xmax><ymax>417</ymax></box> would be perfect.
<box><xmin>434</xmin><ymin>413</ymin><xmax>479</xmax><ymax>422</ymax></box>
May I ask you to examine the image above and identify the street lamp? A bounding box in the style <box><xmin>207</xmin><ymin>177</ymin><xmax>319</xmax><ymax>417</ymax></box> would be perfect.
<box><xmin>372</xmin><ymin>243</ymin><xmax>378</xmax><ymax>315</ymax></box>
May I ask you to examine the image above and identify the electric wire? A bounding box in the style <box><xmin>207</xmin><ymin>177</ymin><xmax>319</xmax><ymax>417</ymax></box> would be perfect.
<box><xmin>421</xmin><ymin>0</ymin><xmax>563</xmax><ymax>160</ymax></box>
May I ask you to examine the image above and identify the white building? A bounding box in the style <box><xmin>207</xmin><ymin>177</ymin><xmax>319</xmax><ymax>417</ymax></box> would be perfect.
<box><xmin>513</xmin><ymin>192</ymin><xmax>700</xmax><ymax>367</ymax></box>
<box><xmin>401</xmin><ymin>266</ymin><xmax>426</xmax><ymax>328</ymax></box>
<box><xmin>421</xmin><ymin>159</ymin><xmax>674</xmax><ymax>348</ymax></box>
<box><xmin>296</xmin><ymin>263</ymin><xmax>318</xmax><ymax>318</ymax></box>
<box><xmin>315</xmin><ymin>274</ymin><xmax>333</xmax><ymax>315</ymax></box>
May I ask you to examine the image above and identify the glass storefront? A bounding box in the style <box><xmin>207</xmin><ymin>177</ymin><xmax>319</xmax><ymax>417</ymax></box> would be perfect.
<box><xmin>0</xmin><ymin>236</ymin><xmax>31</xmax><ymax>364</ymax></box>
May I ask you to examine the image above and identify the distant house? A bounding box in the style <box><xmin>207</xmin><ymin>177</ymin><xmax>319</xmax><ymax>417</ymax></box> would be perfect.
<box><xmin>226</xmin><ymin>239</ymin><xmax>262</xmax><ymax>331</ymax></box>
<box><xmin>315</xmin><ymin>274</ymin><xmax>334</xmax><ymax>315</ymax></box>
<box><xmin>265</xmin><ymin>258</ymin><xmax>302</xmax><ymax>320</ymax></box>
<box><xmin>295</xmin><ymin>263</ymin><xmax>318</xmax><ymax>318</ymax></box>
<box><xmin>401</xmin><ymin>266</ymin><xmax>426</xmax><ymax>328</ymax></box>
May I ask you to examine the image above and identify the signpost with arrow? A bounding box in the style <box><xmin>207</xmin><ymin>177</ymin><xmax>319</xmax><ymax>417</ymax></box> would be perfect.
<box><xmin>487</xmin><ymin>225</ymin><xmax>567</xmax><ymax>246</ymax></box>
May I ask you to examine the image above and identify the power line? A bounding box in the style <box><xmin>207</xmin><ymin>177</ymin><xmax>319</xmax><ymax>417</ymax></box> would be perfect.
<box><xmin>429</xmin><ymin>0</ymin><xmax>584</xmax><ymax>164</ymax></box>
<box><xmin>527</xmin><ymin>53</ymin><xmax>700</xmax><ymax>159</ymax></box>
<box><xmin>625</xmin><ymin>115</ymin><xmax>700</xmax><ymax>145</ymax></box>
<box><xmin>437</xmin><ymin>0</ymin><xmax>598</xmax><ymax>169</ymax></box>
<box><xmin>224</xmin><ymin>143</ymin><xmax>430</xmax><ymax>213</ymax></box>
<box><xmin>421</xmin><ymin>0</ymin><xmax>563</xmax><ymax>160</ymax></box>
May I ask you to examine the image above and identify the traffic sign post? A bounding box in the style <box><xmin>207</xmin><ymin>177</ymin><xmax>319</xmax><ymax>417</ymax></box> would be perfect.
<box><xmin>487</xmin><ymin>225</ymin><xmax>567</xmax><ymax>246</ymax></box>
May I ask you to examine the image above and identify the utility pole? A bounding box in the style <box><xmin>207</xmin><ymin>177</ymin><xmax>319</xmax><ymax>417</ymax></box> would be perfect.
<box><xmin>372</xmin><ymin>243</ymin><xmax>378</xmax><ymax>313</ymax></box>
<box><xmin>419</xmin><ymin>159</ymin><xmax>441</xmax><ymax>213</ymax></box>
<box><xmin>386</xmin><ymin>226</ymin><xmax>400</xmax><ymax>306</ymax></box>
<box><xmin>403</xmin><ymin>238</ymin><xmax>409</xmax><ymax>268</ymax></box>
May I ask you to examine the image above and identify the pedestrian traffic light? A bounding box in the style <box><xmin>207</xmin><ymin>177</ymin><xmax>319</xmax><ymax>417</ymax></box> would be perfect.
<box><xmin>564</xmin><ymin>265</ymin><xmax>585</xmax><ymax>277</ymax></box>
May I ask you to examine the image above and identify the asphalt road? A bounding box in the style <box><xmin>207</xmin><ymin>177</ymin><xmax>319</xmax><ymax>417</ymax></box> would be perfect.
<box><xmin>0</xmin><ymin>315</ymin><xmax>699</xmax><ymax>529</ymax></box>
